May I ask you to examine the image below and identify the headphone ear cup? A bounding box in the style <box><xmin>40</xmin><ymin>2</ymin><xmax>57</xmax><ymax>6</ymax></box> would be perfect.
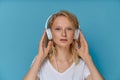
<box><xmin>46</xmin><ymin>28</ymin><xmax>52</xmax><ymax>40</ymax></box>
<box><xmin>74</xmin><ymin>29</ymin><xmax>80</xmax><ymax>40</ymax></box>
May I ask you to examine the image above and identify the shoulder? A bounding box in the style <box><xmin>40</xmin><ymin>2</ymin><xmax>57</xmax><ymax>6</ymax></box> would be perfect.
<box><xmin>74</xmin><ymin>59</ymin><xmax>90</xmax><ymax>79</ymax></box>
<box><xmin>31</xmin><ymin>55</ymin><xmax>48</xmax><ymax>69</ymax></box>
<box><xmin>40</xmin><ymin>58</ymin><xmax>49</xmax><ymax>68</ymax></box>
<box><xmin>74</xmin><ymin>59</ymin><xmax>89</xmax><ymax>72</ymax></box>
<box><xmin>40</xmin><ymin>58</ymin><xmax>52</xmax><ymax>71</ymax></box>
<box><xmin>76</xmin><ymin>59</ymin><xmax>86</xmax><ymax>67</ymax></box>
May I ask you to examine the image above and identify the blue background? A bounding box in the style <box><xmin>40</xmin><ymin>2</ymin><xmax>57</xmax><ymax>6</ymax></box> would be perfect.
<box><xmin>0</xmin><ymin>0</ymin><xmax>120</xmax><ymax>80</ymax></box>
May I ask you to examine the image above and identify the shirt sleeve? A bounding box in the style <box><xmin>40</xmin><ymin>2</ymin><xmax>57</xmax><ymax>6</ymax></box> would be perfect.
<box><xmin>84</xmin><ymin>63</ymin><xmax>90</xmax><ymax>79</ymax></box>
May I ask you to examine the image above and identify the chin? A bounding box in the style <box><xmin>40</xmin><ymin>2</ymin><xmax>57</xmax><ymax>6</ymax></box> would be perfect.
<box><xmin>54</xmin><ymin>40</ymin><xmax>72</xmax><ymax>48</ymax></box>
<box><xmin>57</xmin><ymin>43</ymin><xmax>70</xmax><ymax>48</ymax></box>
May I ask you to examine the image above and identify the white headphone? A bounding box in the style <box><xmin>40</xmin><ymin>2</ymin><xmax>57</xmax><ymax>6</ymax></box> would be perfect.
<box><xmin>45</xmin><ymin>14</ymin><xmax>80</xmax><ymax>40</ymax></box>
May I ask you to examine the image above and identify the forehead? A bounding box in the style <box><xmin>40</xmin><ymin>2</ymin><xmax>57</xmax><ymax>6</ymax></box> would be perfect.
<box><xmin>52</xmin><ymin>16</ymin><xmax>73</xmax><ymax>27</ymax></box>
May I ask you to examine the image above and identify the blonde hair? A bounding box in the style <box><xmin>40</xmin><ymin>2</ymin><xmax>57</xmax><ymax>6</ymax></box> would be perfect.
<box><xmin>45</xmin><ymin>10</ymin><xmax>80</xmax><ymax>64</ymax></box>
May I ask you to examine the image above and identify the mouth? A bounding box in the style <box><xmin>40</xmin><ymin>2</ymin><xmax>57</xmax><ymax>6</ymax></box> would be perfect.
<box><xmin>60</xmin><ymin>39</ymin><xmax>68</xmax><ymax>42</ymax></box>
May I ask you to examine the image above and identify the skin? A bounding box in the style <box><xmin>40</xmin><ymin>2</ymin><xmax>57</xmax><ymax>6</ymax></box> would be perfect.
<box><xmin>23</xmin><ymin>16</ymin><xmax>104</xmax><ymax>80</ymax></box>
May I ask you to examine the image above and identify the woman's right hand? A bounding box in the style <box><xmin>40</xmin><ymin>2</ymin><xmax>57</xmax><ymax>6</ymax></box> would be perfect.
<box><xmin>38</xmin><ymin>30</ymin><xmax>52</xmax><ymax>60</ymax></box>
<box><xmin>23</xmin><ymin>30</ymin><xmax>52</xmax><ymax>80</ymax></box>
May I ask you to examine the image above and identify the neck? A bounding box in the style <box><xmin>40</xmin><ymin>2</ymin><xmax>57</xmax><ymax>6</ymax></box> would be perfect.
<box><xmin>49</xmin><ymin>45</ymin><xmax>73</xmax><ymax>73</ymax></box>
<box><xmin>54</xmin><ymin>45</ymin><xmax>72</xmax><ymax>62</ymax></box>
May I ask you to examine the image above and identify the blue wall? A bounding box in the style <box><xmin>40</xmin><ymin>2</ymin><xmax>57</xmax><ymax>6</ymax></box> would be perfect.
<box><xmin>0</xmin><ymin>0</ymin><xmax>120</xmax><ymax>80</ymax></box>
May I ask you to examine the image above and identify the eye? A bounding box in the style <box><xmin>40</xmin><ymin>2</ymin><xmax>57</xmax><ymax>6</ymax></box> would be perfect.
<box><xmin>67</xmin><ymin>27</ymin><xmax>73</xmax><ymax>30</ymax></box>
<box><xmin>55</xmin><ymin>28</ymin><xmax>61</xmax><ymax>30</ymax></box>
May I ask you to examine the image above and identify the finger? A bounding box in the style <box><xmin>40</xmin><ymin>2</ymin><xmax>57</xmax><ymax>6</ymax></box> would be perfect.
<box><xmin>75</xmin><ymin>41</ymin><xmax>78</xmax><ymax>49</ymax></box>
<box><xmin>79</xmin><ymin>31</ymin><xmax>84</xmax><ymax>41</ymax></box>
<box><xmin>79</xmin><ymin>31</ymin><xmax>88</xmax><ymax>47</ymax></box>
<box><xmin>46</xmin><ymin>41</ymin><xmax>52</xmax><ymax>51</ymax></box>
<box><xmin>79</xmin><ymin>31</ymin><xmax>84</xmax><ymax>46</ymax></box>
<box><xmin>40</xmin><ymin>30</ymin><xmax>47</xmax><ymax>47</ymax></box>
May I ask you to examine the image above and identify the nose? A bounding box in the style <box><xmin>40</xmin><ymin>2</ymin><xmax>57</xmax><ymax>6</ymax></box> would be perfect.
<box><xmin>62</xmin><ymin>29</ymin><xmax>66</xmax><ymax>37</ymax></box>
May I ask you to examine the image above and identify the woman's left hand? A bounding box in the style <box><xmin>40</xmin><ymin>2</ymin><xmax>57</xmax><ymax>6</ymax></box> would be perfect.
<box><xmin>75</xmin><ymin>31</ymin><xmax>104</xmax><ymax>80</ymax></box>
<box><xmin>75</xmin><ymin>31</ymin><xmax>91</xmax><ymax>62</ymax></box>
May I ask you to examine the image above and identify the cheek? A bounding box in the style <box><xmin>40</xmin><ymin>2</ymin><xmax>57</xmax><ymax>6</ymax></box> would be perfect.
<box><xmin>68</xmin><ymin>32</ymin><xmax>74</xmax><ymax>39</ymax></box>
<box><xmin>52</xmin><ymin>32</ymin><xmax>60</xmax><ymax>40</ymax></box>
<box><xmin>67</xmin><ymin>33</ymin><xmax>74</xmax><ymax>44</ymax></box>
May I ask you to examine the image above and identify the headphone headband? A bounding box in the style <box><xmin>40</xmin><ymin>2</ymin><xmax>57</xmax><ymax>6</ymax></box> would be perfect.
<box><xmin>45</xmin><ymin>15</ymin><xmax>52</xmax><ymax>29</ymax></box>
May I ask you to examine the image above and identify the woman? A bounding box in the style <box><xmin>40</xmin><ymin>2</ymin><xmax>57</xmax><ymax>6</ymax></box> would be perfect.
<box><xmin>23</xmin><ymin>10</ymin><xmax>104</xmax><ymax>80</ymax></box>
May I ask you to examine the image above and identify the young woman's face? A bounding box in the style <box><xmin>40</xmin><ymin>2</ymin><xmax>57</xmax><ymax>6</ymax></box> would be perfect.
<box><xmin>51</xmin><ymin>16</ymin><xmax>75</xmax><ymax>47</ymax></box>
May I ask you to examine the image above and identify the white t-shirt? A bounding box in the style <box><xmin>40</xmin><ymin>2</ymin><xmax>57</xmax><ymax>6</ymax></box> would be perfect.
<box><xmin>34</xmin><ymin>58</ymin><xmax>90</xmax><ymax>80</ymax></box>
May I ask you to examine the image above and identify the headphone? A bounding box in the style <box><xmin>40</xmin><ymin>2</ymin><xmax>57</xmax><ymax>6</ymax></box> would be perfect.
<box><xmin>45</xmin><ymin>14</ymin><xmax>80</xmax><ymax>40</ymax></box>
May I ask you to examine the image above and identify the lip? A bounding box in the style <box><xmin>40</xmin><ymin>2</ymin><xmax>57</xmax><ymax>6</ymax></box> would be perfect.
<box><xmin>60</xmin><ymin>39</ymin><xmax>67</xmax><ymax>42</ymax></box>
